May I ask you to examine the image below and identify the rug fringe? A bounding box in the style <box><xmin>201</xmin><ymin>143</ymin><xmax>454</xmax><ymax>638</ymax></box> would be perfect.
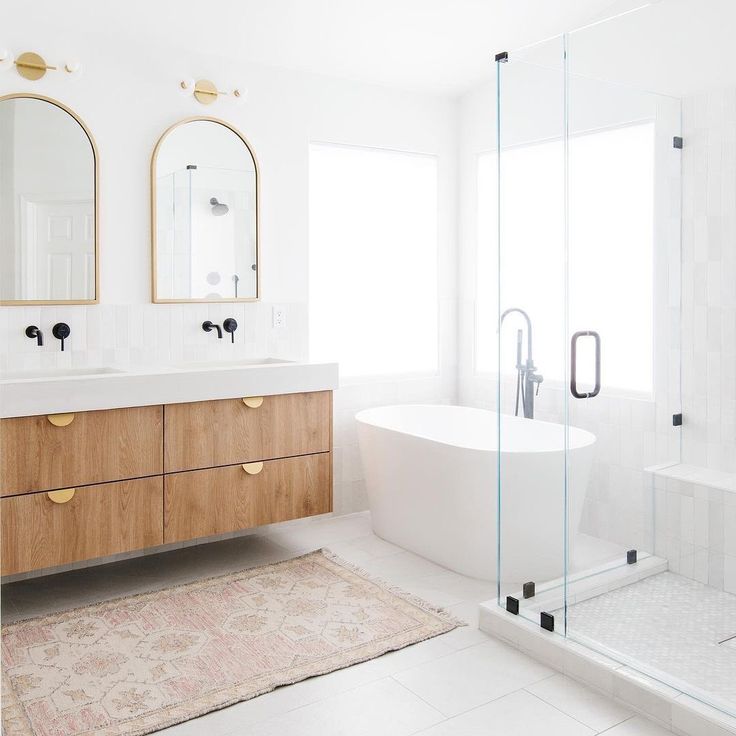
<box><xmin>319</xmin><ymin>548</ymin><xmax>468</xmax><ymax>629</ymax></box>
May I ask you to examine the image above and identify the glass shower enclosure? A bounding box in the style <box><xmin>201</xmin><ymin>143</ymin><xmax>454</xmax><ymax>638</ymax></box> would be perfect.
<box><xmin>494</xmin><ymin>0</ymin><xmax>734</xmax><ymax>719</ymax></box>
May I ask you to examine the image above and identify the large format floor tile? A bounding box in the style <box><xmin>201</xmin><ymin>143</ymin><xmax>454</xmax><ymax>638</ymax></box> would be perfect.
<box><xmin>216</xmin><ymin>677</ymin><xmax>444</xmax><ymax>736</ymax></box>
<box><xmin>414</xmin><ymin>689</ymin><xmax>595</xmax><ymax>736</ymax></box>
<box><xmin>601</xmin><ymin>716</ymin><xmax>675</xmax><ymax>735</ymax></box>
<box><xmin>525</xmin><ymin>673</ymin><xmax>633</xmax><ymax>731</ymax></box>
<box><xmin>394</xmin><ymin>639</ymin><xmax>554</xmax><ymax>716</ymax></box>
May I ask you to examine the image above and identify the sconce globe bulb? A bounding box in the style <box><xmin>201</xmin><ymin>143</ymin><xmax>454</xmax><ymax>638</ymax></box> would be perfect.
<box><xmin>64</xmin><ymin>60</ymin><xmax>82</xmax><ymax>76</ymax></box>
<box><xmin>0</xmin><ymin>48</ymin><xmax>12</xmax><ymax>71</ymax></box>
<box><xmin>179</xmin><ymin>78</ymin><xmax>195</xmax><ymax>96</ymax></box>
<box><xmin>63</xmin><ymin>59</ymin><xmax>84</xmax><ymax>79</ymax></box>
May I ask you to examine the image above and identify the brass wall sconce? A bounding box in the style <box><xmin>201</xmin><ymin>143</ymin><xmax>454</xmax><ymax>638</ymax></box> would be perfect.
<box><xmin>0</xmin><ymin>49</ymin><xmax>82</xmax><ymax>80</ymax></box>
<box><xmin>179</xmin><ymin>78</ymin><xmax>244</xmax><ymax>105</ymax></box>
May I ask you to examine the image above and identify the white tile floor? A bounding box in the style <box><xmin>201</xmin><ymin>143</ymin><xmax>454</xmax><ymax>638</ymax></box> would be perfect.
<box><xmin>1</xmin><ymin>512</ymin><xmax>672</xmax><ymax>736</ymax></box>
<box><xmin>563</xmin><ymin>572</ymin><xmax>736</xmax><ymax>711</ymax></box>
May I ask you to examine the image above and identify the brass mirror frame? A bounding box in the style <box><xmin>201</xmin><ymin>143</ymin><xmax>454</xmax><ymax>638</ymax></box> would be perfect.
<box><xmin>0</xmin><ymin>93</ymin><xmax>100</xmax><ymax>306</ymax></box>
<box><xmin>150</xmin><ymin>116</ymin><xmax>260</xmax><ymax>304</ymax></box>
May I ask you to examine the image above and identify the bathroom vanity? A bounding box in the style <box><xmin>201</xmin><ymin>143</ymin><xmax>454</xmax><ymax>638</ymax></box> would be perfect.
<box><xmin>0</xmin><ymin>92</ymin><xmax>339</xmax><ymax>578</ymax></box>
<box><xmin>0</xmin><ymin>361</ymin><xmax>338</xmax><ymax>575</ymax></box>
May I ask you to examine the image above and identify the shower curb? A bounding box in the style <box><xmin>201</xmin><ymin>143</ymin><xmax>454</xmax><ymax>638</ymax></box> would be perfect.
<box><xmin>479</xmin><ymin>602</ymin><xmax>736</xmax><ymax>736</ymax></box>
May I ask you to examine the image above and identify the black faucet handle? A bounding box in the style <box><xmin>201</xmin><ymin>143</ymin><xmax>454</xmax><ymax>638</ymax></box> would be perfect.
<box><xmin>202</xmin><ymin>321</ymin><xmax>223</xmax><ymax>339</ymax></box>
<box><xmin>52</xmin><ymin>322</ymin><xmax>70</xmax><ymax>352</ymax></box>
<box><xmin>223</xmin><ymin>318</ymin><xmax>238</xmax><ymax>343</ymax></box>
<box><xmin>25</xmin><ymin>325</ymin><xmax>44</xmax><ymax>346</ymax></box>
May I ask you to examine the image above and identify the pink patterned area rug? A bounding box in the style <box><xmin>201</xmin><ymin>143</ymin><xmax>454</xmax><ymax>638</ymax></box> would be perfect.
<box><xmin>1</xmin><ymin>549</ymin><xmax>461</xmax><ymax>736</ymax></box>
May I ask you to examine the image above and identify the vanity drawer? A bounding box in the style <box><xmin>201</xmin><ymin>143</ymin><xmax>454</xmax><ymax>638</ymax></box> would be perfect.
<box><xmin>1</xmin><ymin>476</ymin><xmax>163</xmax><ymax>575</ymax></box>
<box><xmin>0</xmin><ymin>406</ymin><xmax>163</xmax><ymax>496</ymax></box>
<box><xmin>164</xmin><ymin>452</ymin><xmax>332</xmax><ymax>544</ymax></box>
<box><xmin>164</xmin><ymin>391</ymin><xmax>331</xmax><ymax>472</ymax></box>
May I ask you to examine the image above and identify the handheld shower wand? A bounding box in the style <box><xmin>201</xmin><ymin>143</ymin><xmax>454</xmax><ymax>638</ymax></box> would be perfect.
<box><xmin>514</xmin><ymin>329</ymin><xmax>523</xmax><ymax>417</ymax></box>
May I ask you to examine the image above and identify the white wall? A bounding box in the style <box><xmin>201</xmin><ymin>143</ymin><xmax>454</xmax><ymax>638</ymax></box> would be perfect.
<box><xmin>0</xmin><ymin>23</ymin><xmax>458</xmax><ymax>515</ymax></box>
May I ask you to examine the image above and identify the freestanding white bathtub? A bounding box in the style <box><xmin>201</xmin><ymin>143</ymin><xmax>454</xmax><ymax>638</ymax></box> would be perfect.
<box><xmin>356</xmin><ymin>405</ymin><xmax>596</xmax><ymax>583</ymax></box>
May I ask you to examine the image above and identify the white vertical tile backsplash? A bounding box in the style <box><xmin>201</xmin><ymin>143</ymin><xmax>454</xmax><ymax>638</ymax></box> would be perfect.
<box><xmin>0</xmin><ymin>302</ymin><xmax>303</xmax><ymax>374</ymax></box>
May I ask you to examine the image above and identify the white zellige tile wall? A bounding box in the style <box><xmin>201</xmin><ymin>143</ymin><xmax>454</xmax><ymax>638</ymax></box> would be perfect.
<box><xmin>651</xmin><ymin>467</ymin><xmax>736</xmax><ymax>593</ymax></box>
<box><xmin>680</xmin><ymin>86</ymin><xmax>736</xmax><ymax>473</ymax></box>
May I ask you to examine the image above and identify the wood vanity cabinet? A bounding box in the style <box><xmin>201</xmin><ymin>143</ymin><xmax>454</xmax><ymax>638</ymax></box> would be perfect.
<box><xmin>0</xmin><ymin>390</ymin><xmax>333</xmax><ymax>575</ymax></box>
<box><xmin>1</xmin><ymin>477</ymin><xmax>163</xmax><ymax>576</ymax></box>
<box><xmin>164</xmin><ymin>392</ymin><xmax>331</xmax><ymax>472</ymax></box>
<box><xmin>0</xmin><ymin>406</ymin><xmax>163</xmax><ymax>496</ymax></box>
<box><xmin>163</xmin><ymin>453</ymin><xmax>332</xmax><ymax>544</ymax></box>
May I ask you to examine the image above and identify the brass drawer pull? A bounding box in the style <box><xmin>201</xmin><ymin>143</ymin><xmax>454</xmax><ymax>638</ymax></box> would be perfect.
<box><xmin>47</xmin><ymin>488</ymin><xmax>76</xmax><ymax>504</ymax></box>
<box><xmin>242</xmin><ymin>462</ymin><xmax>263</xmax><ymax>475</ymax></box>
<box><xmin>47</xmin><ymin>413</ymin><xmax>75</xmax><ymax>427</ymax></box>
<box><xmin>242</xmin><ymin>396</ymin><xmax>264</xmax><ymax>409</ymax></box>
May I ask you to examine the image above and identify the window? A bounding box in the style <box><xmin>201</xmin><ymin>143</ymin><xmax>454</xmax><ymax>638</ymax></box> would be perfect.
<box><xmin>309</xmin><ymin>143</ymin><xmax>439</xmax><ymax>378</ymax></box>
<box><xmin>476</xmin><ymin>122</ymin><xmax>655</xmax><ymax>395</ymax></box>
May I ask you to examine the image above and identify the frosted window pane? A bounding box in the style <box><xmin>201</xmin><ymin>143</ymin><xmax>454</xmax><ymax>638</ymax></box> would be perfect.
<box><xmin>476</xmin><ymin>122</ymin><xmax>655</xmax><ymax>395</ymax></box>
<box><xmin>309</xmin><ymin>143</ymin><xmax>439</xmax><ymax>377</ymax></box>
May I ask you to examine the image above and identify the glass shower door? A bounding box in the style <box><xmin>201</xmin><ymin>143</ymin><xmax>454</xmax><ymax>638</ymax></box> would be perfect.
<box><xmin>562</xmin><ymin>66</ymin><xmax>683</xmax><ymax>593</ymax></box>
<box><xmin>494</xmin><ymin>36</ymin><xmax>570</xmax><ymax>631</ymax></box>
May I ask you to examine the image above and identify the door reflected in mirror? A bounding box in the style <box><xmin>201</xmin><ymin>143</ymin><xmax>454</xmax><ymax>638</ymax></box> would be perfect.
<box><xmin>0</xmin><ymin>94</ymin><xmax>98</xmax><ymax>304</ymax></box>
<box><xmin>152</xmin><ymin>118</ymin><xmax>259</xmax><ymax>302</ymax></box>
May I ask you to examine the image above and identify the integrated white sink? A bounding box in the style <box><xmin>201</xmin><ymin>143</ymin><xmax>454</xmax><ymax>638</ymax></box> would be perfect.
<box><xmin>169</xmin><ymin>358</ymin><xmax>293</xmax><ymax>371</ymax></box>
<box><xmin>0</xmin><ymin>359</ymin><xmax>338</xmax><ymax>419</ymax></box>
<box><xmin>0</xmin><ymin>366</ymin><xmax>127</xmax><ymax>381</ymax></box>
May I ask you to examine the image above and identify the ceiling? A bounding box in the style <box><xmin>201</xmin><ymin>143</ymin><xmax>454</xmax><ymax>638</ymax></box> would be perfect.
<box><xmin>9</xmin><ymin>0</ymin><xmax>646</xmax><ymax>96</ymax></box>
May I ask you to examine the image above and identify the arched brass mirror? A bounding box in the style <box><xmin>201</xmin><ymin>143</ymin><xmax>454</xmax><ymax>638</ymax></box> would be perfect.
<box><xmin>151</xmin><ymin>117</ymin><xmax>259</xmax><ymax>303</ymax></box>
<box><xmin>0</xmin><ymin>94</ymin><xmax>99</xmax><ymax>305</ymax></box>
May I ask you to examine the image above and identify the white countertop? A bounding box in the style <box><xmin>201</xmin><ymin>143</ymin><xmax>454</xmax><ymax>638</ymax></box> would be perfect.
<box><xmin>0</xmin><ymin>360</ymin><xmax>339</xmax><ymax>418</ymax></box>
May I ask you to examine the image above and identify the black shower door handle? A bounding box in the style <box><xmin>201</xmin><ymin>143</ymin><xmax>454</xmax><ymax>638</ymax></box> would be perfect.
<box><xmin>570</xmin><ymin>330</ymin><xmax>601</xmax><ymax>399</ymax></box>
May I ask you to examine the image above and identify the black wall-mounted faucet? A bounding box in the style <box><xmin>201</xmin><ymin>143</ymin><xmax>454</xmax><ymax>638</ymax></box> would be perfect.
<box><xmin>223</xmin><ymin>318</ymin><xmax>238</xmax><ymax>343</ymax></box>
<box><xmin>52</xmin><ymin>322</ymin><xmax>71</xmax><ymax>351</ymax></box>
<box><xmin>25</xmin><ymin>325</ymin><xmax>43</xmax><ymax>346</ymax></box>
<box><xmin>202</xmin><ymin>321</ymin><xmax>223</xmax><ymax>339</ymax></box>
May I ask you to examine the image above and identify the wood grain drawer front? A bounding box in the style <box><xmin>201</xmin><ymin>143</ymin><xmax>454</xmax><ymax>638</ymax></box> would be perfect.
<box><xmin>164</xmin><ymin>452</ymin><xmax>332</xmax><ymax>544</ymax></box>
<box><xmin>1</xmin><ymin>476</ymin><xmax>164</xmax><ymax>575</ymax></box>
<box><xmin>0</xmin><ymin>406</ymin><xmax>163</xmax><ymax>497</ymax></box>
<box><xmin>164</xmin><ymin>391</ymin><xmax>331</xmax><ymax>473</ymax></box>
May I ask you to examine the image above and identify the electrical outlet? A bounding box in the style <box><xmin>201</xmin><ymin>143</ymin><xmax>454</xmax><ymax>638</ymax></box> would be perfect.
<box><xmin>272</xmin><ymin>306</ymin><xmax>285</xmax><ymax>328</ymax></box>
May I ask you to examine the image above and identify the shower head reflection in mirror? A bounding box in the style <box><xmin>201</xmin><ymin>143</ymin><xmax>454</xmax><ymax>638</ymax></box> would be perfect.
<box><xmin>151</xmin><ymin>117</ymin><xmax>259</xmax><ymax>303</ymax></box>
<box><xmin>210</xmin><ymin>197</ymin><xmax>229</xmax><ymax>216</ymax></box>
